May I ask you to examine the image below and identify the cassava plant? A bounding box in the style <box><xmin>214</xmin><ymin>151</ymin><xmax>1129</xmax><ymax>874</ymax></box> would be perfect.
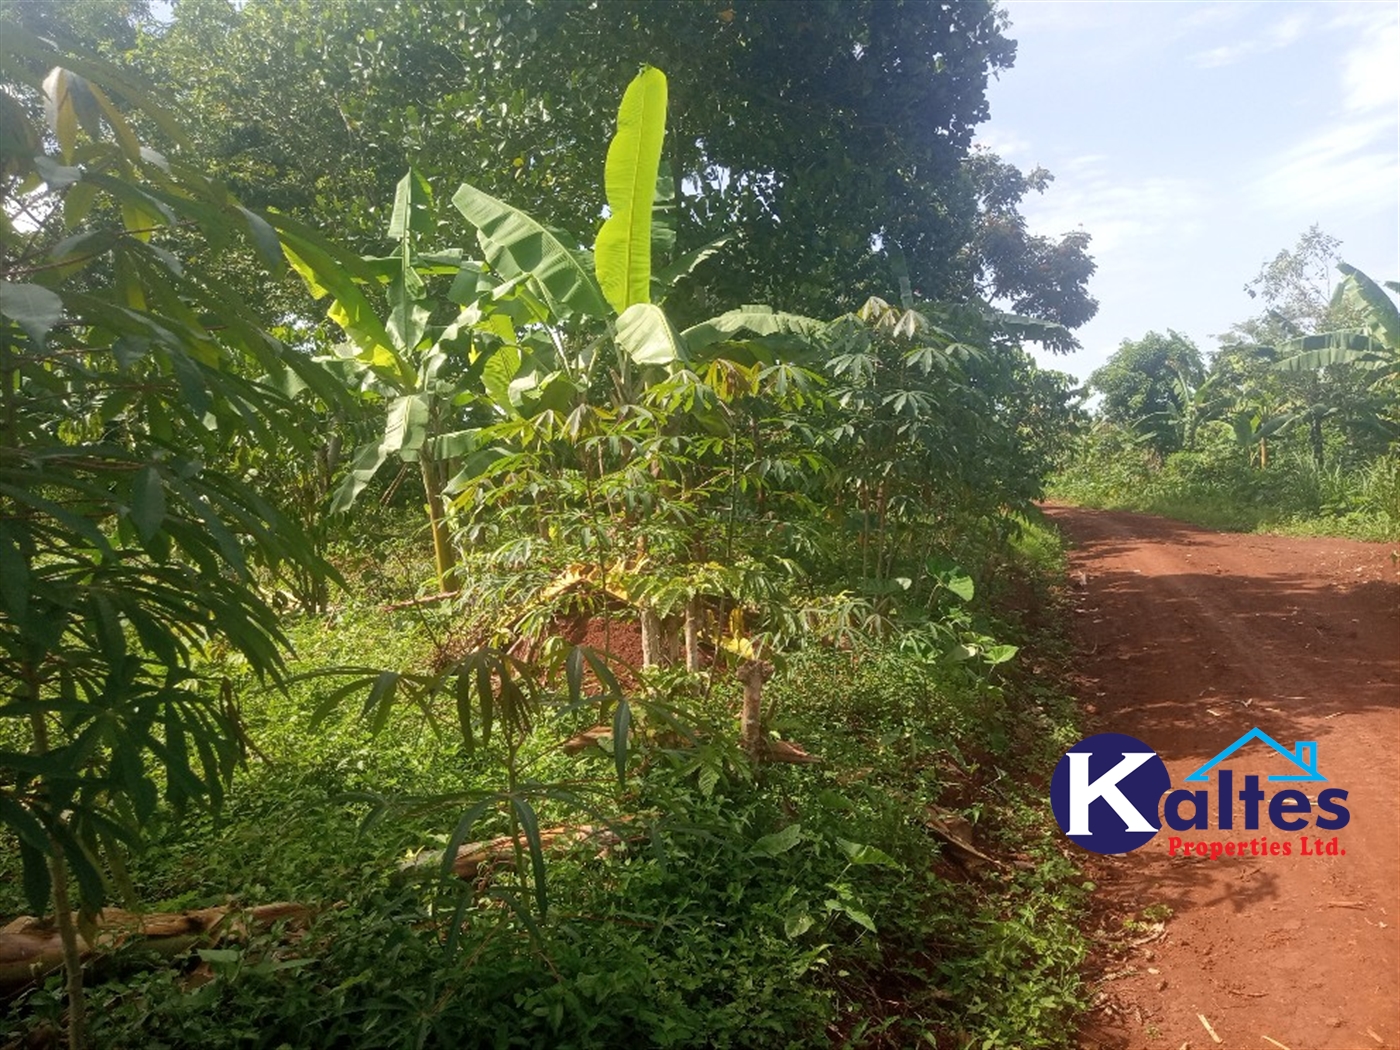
<box><xmin>0</xmin><ymin>31</ymin><xmax>338</xmax><ymax>1047</ymax></box>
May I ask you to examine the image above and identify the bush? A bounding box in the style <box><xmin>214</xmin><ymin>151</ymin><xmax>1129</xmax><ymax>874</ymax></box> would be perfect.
<box><xmin>1051</xmin><ymin>422</ymin><xmax>1400</xmax><ymax>540</ymax></box>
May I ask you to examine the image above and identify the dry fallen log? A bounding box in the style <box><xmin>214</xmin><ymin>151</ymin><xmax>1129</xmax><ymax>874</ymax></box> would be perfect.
<box><xmin>562</xmin><ymin>725</ymin><xmax>613</xmax><ymax>754</ymax></box>
<box><xmin>381</xmin><ymin>590</ymin><xmax>460</xmax><ymax>611</ymax></box>
<box><xmin>0</xmin><ymin>903</ymin><xmax>311</xmax><ymax>995</ymax></box>
<box><xmin>763</xmin><ymin>739</ymin><xmax>822</xmax><ymax>765</ymax></box>
<box><xmin>922</xmin><ymin>805</ymin><xmax>1002</xmax><ymax>872</ymax></box>
<box><xmin>400</xmin><ymin>824</ymin><xmax>624</xmax><ymax>881</ymax></box>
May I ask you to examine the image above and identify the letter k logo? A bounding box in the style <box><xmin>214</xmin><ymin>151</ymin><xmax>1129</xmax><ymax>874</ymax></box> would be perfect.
<box><xmin>1067</xmin><ymin>752</ymin><xmax>1158</xmax><ymax>835</ymax></box>
<box><xmin>1050</xmin><ymin>732</ymin><xmax>1170</xmax><ymax>855</ymax></box>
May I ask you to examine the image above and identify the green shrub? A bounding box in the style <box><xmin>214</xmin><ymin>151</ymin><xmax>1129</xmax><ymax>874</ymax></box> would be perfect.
<box><xmin>1051</xmin><ymin>422</ymin><xmax>1400</xmax><ymax>540</ymax></box>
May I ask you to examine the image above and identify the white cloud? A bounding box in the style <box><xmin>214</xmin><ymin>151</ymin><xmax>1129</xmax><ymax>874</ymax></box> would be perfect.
<box><xmin>1252</xmin><ymin>3</ymin><xmax>1399</xmax><ymax>215</ymax></box>
<box><xmin>989</xmin><ymin>0</ymin><xmax>1400</xmax><ymax>383</ymax></box>
<box><xmin>1251</xmin><ymin>114</ymin><xmax>1400</xmax><ymax>215</ymax></box>
<box><xmin>1191</xmin><ymin>10</ymin><xmax>1311</xmax><ymax>67</ymax></box>
<box><xmin>1059</xmin><ymin>154</ymin><xmax>1109</xmax><ymax>173</ymax></box>
<box><xmin>1179</xmin><ymin>3</ymin><xmax>1263</xmax><ymax>31</ymax></box>
<box><xmin>1341</xmin><ymin>12</ymin><xmax>1400</xmax><ymax>111</ymax></box>
<box><xmin>971</xmin><ymin>127</ymin><xmax>1030</xmax><ymax>160</ymax></box>
<box><xmin>998</xmin><ymin>1</ymin><xmax>1128</xmax><ymax>35</ymax></box>
<box><xmin>1017</xmin><ymin>158</ymin><xmax>1208</xmax><ymax>258</ymax></box>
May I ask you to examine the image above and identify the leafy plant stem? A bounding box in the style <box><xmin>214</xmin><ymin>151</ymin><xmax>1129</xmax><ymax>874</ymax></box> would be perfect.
<box><xmin>419</xmin><ymin>457</ymin><xmax>458</xmax><ymax>593</ymax></box>
<box><xmin>28</xmin><ymin>702</ymin><xmax>87</xmax><ymax>1050</ymax></box>
<box><xmin>726</xmin><ymin>428</ymin><xmax>738</xmax><ymax>565</ymax></box>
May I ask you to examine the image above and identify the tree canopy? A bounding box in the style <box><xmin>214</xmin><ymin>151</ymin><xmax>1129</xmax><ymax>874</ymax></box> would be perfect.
<box><xmin>1088</xmin><ymin>330</ymin><xmax>1204</xmax><ymax>456</ymax></box>
<box><xmin>63</xmin><ymin>0</ymin><xmax>1100</xmax><ymax>339</ymax></box>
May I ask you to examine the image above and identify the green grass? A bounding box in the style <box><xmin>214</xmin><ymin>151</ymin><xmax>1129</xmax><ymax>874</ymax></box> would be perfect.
<box><xmin>1051</xmin><ymin>428</ymin><xmax>1400</xmax><ymax>542</ymax></box>
<box><xmin>2</xmin><ymin>531</ymin><xmax>1093</xmax><ymax>1050</ymax></box>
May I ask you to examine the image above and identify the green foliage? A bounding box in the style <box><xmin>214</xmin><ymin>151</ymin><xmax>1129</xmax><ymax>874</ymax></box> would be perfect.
<box><xmin>127</xmin><ymin>0</ymin><xmax>1096</xmax><ymax>337</ymax></box>
<box><xmin>3</xmin><ymin>570</ymin><xmax>1090</xmax><ymax>1049</ymax></box>
<box><xmin>1053</xmin><ymin>423</ymin><xmax>1400</xmax><ymax>541</ymax></box>
<box><xmin>1</xmin><ymin>16</ymin><xmax>1103</xmax><ymax>1048</ymax></box>
<box><xmin>1087</xmin><ymin>330</ymin><xmax>1204</xmax><ymax>457</ymax></box>
<box><xmin>0</xmin><ymin>30</ymin><xmax>335</xmax><ymax>909</ymax></box>
<box><xmin>1276</xmin><ymin>263</ymin><xmax>1400</xmax><ymax>392</ymax></box>
<box><xmin>0</xmin><ymin>31</ymin><xmax>344</xmax><ymax>1046</ymax></box>
<box><xmin>1064</xmin><ymin>232</ymin><xmax>1397</xmax><ymax>538</ymax></box>
<box><xmin>1223</xmin><ymin>233</ymin><xmax>1398</xmax><ymax>470</ymax></box>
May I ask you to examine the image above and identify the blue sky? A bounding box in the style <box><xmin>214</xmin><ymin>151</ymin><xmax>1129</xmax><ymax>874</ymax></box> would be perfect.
<box><xmin>978</xmin><ymin>0</ymin><xmax>1400</xmax><ymax>384</ymax></box>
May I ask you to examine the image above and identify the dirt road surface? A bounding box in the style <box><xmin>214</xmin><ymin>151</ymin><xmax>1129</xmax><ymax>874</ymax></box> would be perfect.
<box><xmin>1043</xmin><ymin>506</ymin><xmax>1400</xmax><ymax>1050</ymax></box>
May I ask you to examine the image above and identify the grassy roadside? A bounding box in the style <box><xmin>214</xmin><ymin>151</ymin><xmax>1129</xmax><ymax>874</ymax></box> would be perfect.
<box><xmin>1051</xmin><ymin>486</ymin><xmax>1400</xmax><ymax>542</ymax></box>
<box><xmin>1050</xmin><ymin>437</ymin><xmax>1400</xmax><ymax>543</ymax></box>
<box><xmin>1</xmin><ymin>517</ymin><xmax>1092</xmax><ymax>1050</ymax></box>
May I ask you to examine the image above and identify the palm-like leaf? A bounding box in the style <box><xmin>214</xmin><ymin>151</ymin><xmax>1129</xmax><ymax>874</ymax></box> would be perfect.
<box><xmin>451</xmin><ymin>183</ymin><xmax>608</xmax><ymax>320</ymax></box>
<box><xmin>683</xmin><ymin>306</ymin><xmax>826</xmax><ymax>354</ymax></box>
<box><xmin>1276</xmin><ymin>263</ymin><xmax>1399</xmax><ymax>387</ymax></box>
<box><xmin>594</xmin><ymin>66</ymin><xmax>668</xmax><ymax>314</ymax></box>
<box><xmin>616</xmin><ymin>302</ymin><xmax>688</xmax><ymax>366</ymax></box>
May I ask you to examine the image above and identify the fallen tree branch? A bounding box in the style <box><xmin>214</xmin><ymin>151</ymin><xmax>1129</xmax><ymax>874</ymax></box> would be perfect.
<box><xmin>382</xmin><ymin>590</ymin><xmax>461</xmax><ymax>611</ymax></box>
<box><xmin>400</xmin><ymin>824</ymin><xmax>625</xmax><ymax>881</ymax></box>
<box><xmin>0</xmin><ymin>903</ymin><xmax>311</xmax><ymax>996</ymax></box>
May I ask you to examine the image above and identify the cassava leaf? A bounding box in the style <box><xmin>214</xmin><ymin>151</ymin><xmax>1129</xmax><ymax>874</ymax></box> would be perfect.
<box><xmin>0</xmin><ymin>281</ymin><xmax>64</xmax><ymax>345</ymax></box>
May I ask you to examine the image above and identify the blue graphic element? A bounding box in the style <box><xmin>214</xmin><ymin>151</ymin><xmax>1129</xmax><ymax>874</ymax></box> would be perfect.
<box><xmin>1182</xmin><ymin>726</ymin><xmax>1325</xmax><ymax>783</ymax></box>
<box><xmin>1050</xmin><ymin>732</ymin><xmax>1170</xmax><ymax>855</ymax></box>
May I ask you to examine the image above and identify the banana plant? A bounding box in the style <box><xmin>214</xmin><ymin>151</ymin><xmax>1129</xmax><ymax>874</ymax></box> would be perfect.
<box><xmin>443</xmin><ymin>66</ymin><xmax>829</xmax><ymax>664</ymax></box>
<box><xmin>447</xmin><ymin>66</ymin><xmax>823</xmax><ymax>415</ymax></box>
<box><xmin>1161</xmin><ymin>365</ymin><xmax>1228</xmax><ymax>450</ymax></box>
<box><xmin>275</xmin><ymin>170</ymin><xmax>500</xmax><ymax>592</ymax></box>
<box><xmin>1227</xmin><ymin>397</ymin><xmax>1296</xmax><ymax>469</ymax></box>
<box><xmin>289</xmin><ymin>66</ymin><xmax>828</xmax><ymax>661</ymax></box>
<box><xmin>1276</xmin><ymin>263</ymin><xmax>1400</xmax><ymax>390</ymax></box>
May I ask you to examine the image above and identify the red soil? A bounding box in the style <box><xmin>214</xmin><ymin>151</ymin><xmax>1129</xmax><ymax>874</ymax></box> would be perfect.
<box><xmin>1044</xmin><ymin>505</ymin><xmax>1400</xmax><ymax>1050</ymax></box>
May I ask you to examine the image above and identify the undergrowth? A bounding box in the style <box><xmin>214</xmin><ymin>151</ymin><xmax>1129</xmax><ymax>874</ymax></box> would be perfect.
<box><xmin>1051</xmin><ymin>424</ymin><xmax>1400</xmax><ymax>542</ymax></box>
<box><xmin>1</xmin><ymin>518</ymin><xmax>1091</xmax><ymax>1049</ymax></box>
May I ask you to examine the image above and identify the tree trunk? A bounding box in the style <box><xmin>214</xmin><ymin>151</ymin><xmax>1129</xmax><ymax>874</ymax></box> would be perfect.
<box><xmin>639</xmin><ymin>606</ymin><xmax>664</xmax><ymax>667</ymax></box>
<box><xmin>684</xmin><ymin>597</ymin><xmax>702</xmax><ymax>671</ymax></box>
<box><xmin>738</xmin><ymin>661</ymin><xmax>770</xmax><ymax>757</ymax></box>
<box><xmin>47</xmin><ymin>849</ymin><xmax>86</xmax><ymax>1050</ymax></box>
<box><xmin>661</xmin><ymin>615</ymin><xmax>682</xmax><ymax>666</ymax></box>
<box><xmin>26</xmin><ymin>703</ymin><xmax>86</xmax><ymax>1049</ymax></box>
<box><xmin>419</xmin><ymin>457</ymin><xmax>458</xmax><ymax>593</ymax></box>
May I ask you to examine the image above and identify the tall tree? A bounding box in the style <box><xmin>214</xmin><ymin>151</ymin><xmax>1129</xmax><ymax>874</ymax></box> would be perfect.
<box><xmin>1240</xmin><ymin>225</ymin><xmax>1359</xmax><ymax>336</ymax></box>
<box><xmin>965</xmin><ymin>150</ymin><xmax>1098</xmax><ymax>352</ymax></box>
<box><xmin>1220</xmin><ymin>229</ymin><xmax>1391</xmax><ymax>467</ymax></box>
<box><xmin>1089</xmin><ymin>331</ymin><xmax>1204</xmax><ymax>456</ymax></box>
<box><xmin>133</xmin><ymin>0</ymin><xmax>1095</xmax><ymax>338</ymax></box>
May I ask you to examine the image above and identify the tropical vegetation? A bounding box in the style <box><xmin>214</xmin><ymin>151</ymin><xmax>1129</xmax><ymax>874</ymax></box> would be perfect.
<box><xmin>4</xmin><ymin>3</ymin><xmax>1391</xmax><ymax>1049</ymax></box>
<box><xmin>1055</xmin><ymin>228</ymin><xmax>1400</xmax><ymax>540</ymax></box>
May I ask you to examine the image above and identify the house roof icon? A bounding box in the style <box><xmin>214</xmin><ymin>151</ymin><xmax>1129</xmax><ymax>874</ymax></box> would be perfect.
<box><xmin>1183</xmin><ymin>726</ymin><xmax>1326</xmax><ymax>783</ymax></box>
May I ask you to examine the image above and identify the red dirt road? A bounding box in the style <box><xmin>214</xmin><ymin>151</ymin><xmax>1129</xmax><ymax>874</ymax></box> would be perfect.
<box><xmin>1044</xmin><ymin>506</ymin><xmax>1400</xmax><ymax>1050</ymax></box>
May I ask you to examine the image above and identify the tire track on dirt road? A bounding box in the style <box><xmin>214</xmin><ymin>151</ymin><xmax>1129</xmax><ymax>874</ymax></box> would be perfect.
<box><xmin>1044</xmin><ymin>505</ymin><xmax>1399</xmax><ymax>1050</ymax></box>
